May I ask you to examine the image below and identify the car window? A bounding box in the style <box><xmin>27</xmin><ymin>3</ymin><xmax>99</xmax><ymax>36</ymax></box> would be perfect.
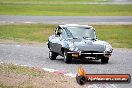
<box><xmin>61</xmin><ymin>29</ymin><xmax>67</xmax><ymax>39</ymax></box>
<box><xmin>64</xmin><ymin>27</ymin><xmax>96</xmax><ymax>39</ymax></box>
<box><xmin>63</xmin><ymin>27</ymin><xmax>74</xmax><ymax>38</ymax></box>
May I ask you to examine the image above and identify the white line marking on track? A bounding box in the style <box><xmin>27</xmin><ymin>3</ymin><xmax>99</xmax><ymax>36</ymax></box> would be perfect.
<box><xmin>42</xmin><ymin>68</ymin><xmax>58</xmax><ymax>72</ymax></box>
<box><xmin>64</xmin><ymin>73</ymin><xmax>76</xmax><ymax>77</ymax></box>
<box><xmin>24</xmin><ymin>22</ymin><xmax>33</xmax><ymax>23</ymax></box>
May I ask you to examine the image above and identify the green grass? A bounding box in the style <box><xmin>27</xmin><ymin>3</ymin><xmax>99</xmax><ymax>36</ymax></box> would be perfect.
<box><xmin>0</xmin><ymin>0</ymin><xmax>109</xmax><ymax>3</ymax></box>
<box><xmin>94</xmin><ymin>25</ymin><xmax>132</xmax><ymax>48</ymax></box>
<box><xmin>0</xmin><ymin>63</ymin><xmax>46</xmax><ymax>88</ymax></box>
<box><xmin>0</xmin><ymin>63</ymin><xmax>45</xmax><ymax>77</ymax></box>
<box><xmin>0</xmin><ymin>24</ymin><xmax>132</xmax><ymax>48</ymax></box>
<box><xmin>0</xmin><ymin>4</ymin><xmax>131</xmax><ymax>16</ymax></box>
<box><xmin>0</xmin><ymin>24</ymin><xmax>55</xmax><ymax>42</ymax></box>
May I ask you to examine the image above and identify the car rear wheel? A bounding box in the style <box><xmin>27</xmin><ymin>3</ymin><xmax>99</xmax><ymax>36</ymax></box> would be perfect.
<box><xmin>64</xmin><ymin>52</ymin><xmax>72</xmax><ymax>64</ymax></box>
<box><xmin>49</xmin><ymin>51</ymin><xmax>58</xmax><ymax>60</ymax></box>
<box><xmin>101</xmin><ymin>57</ymin><xmax>109</xmax><ymax>64</ymax></box>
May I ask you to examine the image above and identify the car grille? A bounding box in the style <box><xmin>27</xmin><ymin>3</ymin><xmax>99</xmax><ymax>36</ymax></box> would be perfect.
<box><xmin>81</xmin><ymin>51</ymin><xmax>104</xmax><ymax>59</ymax></box>
<box><xmin>81</xmin><ymin>51</ymin><xmax>102</xmax><ymax>53</ymax></box>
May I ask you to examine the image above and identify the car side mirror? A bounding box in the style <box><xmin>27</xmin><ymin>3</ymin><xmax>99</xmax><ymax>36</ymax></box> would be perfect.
<box><xmin>96</xmin><ymin>36</ymin><xmax>98</xmax><ymax>40</ymax></box>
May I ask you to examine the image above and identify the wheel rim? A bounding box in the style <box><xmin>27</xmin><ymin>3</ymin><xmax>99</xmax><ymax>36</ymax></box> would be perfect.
<box><xmin>64</xmin><ymin>52</ymin><xmax>67</xmax><ymax>62</ymax></box>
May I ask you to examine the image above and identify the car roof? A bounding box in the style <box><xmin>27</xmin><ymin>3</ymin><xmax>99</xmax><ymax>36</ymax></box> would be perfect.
<box><xmin>59</xmin><ymin>24</ymin><xmax>94</xmax><ymax>29</ymax></box>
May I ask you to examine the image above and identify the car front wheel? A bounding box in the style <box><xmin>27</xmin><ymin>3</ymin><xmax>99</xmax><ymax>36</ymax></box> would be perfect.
<box><xmin>101</xmin><ymin>57</ymin><xmax>109</xmax><ymax>64</ymax></box>
<box><xmin>49</xmin><ymin>51</ymin><xmax>58</xmax><ymax>60</ymax></box>
<box><xmin>64</xmin><ymin>52</ymin><xmax>72</xmax><ymax>64</ymax></box>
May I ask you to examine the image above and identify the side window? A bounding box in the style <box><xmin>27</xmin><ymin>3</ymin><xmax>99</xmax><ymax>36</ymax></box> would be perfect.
<box><xmin>61</xmin><ymin>29</ymin><xmax>66</xmax><ymax>39</ymax></box>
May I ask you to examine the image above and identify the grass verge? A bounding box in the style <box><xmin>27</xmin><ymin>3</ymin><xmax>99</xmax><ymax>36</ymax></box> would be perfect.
<box><xmin>0</xmin><ymin>4</ymin><xmax>131</xmax><ymax>16</ymax></box>
<box><xmin>0</xmin><ymin>24</ymin><xmax>55</xmax><ymax>43</ymax></box>
<box><xmin>0</xmin><ymin>0</ymin><xmax>110</xmax><ymax>3</ymax></box>
<box><xmin>0</xmin><ymin>63</ymin><xmax>44</xmax><ymax>77</ymax></box>
<box><xmin>0</xmin><ymin>24</ymin><xmax>131</xmax><ymax>48</ymax></box>
<box><xmin>0</xmin><ymin>63</ymin><xmax>80</xmax><ymax>88</ymax></box>
<box><xmin>94</xmin><ymin>25</ymin><xmax>132</xmax><ymax>48</ymax></box>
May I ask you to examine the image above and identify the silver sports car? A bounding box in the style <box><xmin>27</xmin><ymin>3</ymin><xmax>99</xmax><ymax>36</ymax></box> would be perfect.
<box><xmin>48</xmin><ymin>24</ymin><xmax>113</xmax><ymax>64</ymax></box>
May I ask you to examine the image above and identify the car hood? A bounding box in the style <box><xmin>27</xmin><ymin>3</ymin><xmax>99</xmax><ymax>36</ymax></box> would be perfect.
<box><xmin>68</xmin><ymin>38</ymin><xmax>106</xmax><ymax>52</ymax></box>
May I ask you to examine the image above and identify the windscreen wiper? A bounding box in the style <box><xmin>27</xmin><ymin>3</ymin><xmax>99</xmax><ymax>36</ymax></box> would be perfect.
<box><xmin>83</xmin><ymin>37</ymin><xmax>90</xmax><ymax>39</ymax></box>
<box><xmin>83</xmin><ymin>37</ymin><xmax>96</xmax><ymax>40</ymax></box>
<box><xmin>73</xmin><ymin>37</ymin><xmax>78</xmax><ymax>39</ymax></box>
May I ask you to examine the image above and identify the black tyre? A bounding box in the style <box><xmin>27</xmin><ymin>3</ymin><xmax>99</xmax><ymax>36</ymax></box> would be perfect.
<box><xmin>76</xmin><ymin>75</ymin><xmax>86</xmax><ymax>85</ymax></box>
<box><xmin>64</xmin><ymin>52</ymin><xmax>72</xmax><ymax>64</ymax></box>
<box><xmin>49</xmin><ymin>51</ymin><xmax>58</xmax><ymax>60</ymax></box>
<box><xmin>101</xmin><ymin>57</ymin><xmax>109</xmax><ymax>64</ymax></box>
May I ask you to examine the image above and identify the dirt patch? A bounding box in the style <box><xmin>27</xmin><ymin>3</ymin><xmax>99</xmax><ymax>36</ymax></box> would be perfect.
<box><xmin>0</xmin><ymin>64</ymin><xmax>85</xmax><ymax>88</ymax></box>
<box><xmin>0</xmin><ymin>72</ymin><xmax>84</xmax><ymax>88</ymax></box>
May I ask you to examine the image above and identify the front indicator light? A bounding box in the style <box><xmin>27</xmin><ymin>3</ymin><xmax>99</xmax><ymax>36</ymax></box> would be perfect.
<box><xmin>104</xmin><ymin>54</ymin><xmax>111</xmax><ymax>58</ymax></box>
<box><xmin>72</xmin><ymin>53</ymin><xmax>79</xmax><ymax>58</ymax></box>
<box><xmin>104</xmin><ymin>51</ymin><xmax>111</xmax><ymax>57</ymax></box>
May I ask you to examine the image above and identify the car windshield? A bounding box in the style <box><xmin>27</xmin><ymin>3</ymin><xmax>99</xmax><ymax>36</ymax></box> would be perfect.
<box><xmin>65</xmin><ymin>26</ymin><xmax>96</xmax><ymax>39</ymax></box>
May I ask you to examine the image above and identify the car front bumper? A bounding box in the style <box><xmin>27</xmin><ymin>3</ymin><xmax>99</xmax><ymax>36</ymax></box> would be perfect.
<box><xmin>67</xmin><ymin>51</ymin><xmax>112</xmax><ymax>60</ymax></box>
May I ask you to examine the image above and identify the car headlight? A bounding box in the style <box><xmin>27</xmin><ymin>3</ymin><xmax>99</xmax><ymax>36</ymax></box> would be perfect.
<box><xmin>105</xmin><ymin>44</ymin><xmax>113</xmax><ymax>52</ymax></box>
<box><xmin>69</xmin><ymin>43</ymin><xmax>78</xmax><ymax>51</ymax></box>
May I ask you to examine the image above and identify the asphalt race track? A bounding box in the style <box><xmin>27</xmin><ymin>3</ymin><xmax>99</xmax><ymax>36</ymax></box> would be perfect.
<box><xmin>0</xmin><ymin>16</ymin><xmax>132</xmax><ymax>25</ymax></box>
<box><xmin>0</xmin><ymin>44</ymin><xmax>132</xmax><ymax>88</ymax></box>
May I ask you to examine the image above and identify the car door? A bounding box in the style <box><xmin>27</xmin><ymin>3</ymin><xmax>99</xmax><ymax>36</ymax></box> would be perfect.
<box><xmin>50</xmin><ymin>26</ymin><xmax>62</xmax><ymax>55</ymax></box>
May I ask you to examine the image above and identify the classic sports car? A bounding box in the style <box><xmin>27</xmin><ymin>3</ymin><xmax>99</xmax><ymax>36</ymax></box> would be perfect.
<box><xmin>48</xmin><ymin>24</ymin><xmax>113</xmax><ymax>64</ymax></box>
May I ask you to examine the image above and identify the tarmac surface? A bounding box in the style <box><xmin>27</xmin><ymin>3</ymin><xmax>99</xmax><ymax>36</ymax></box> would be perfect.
<box><xmin>0</xmin><ymin>16</ymin><xmax>132</xmax><ymax>25</ymax></box>
<box><xmin>0</xmin><ymin>44</ymin><xmax>132</xmax><ymax>88</ymax></box>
